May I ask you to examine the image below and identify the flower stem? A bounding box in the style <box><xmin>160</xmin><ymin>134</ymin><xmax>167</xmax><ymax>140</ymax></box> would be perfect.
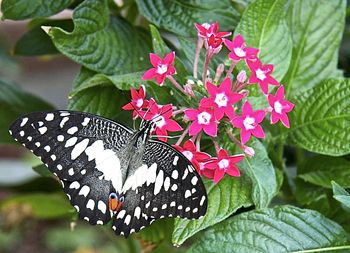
<box><xmin>196</xmin><ymin>132</ymin><xmax>202</xmax><ymax>151</ymax></box>
<box><xmin>167</xmin><ymin>76</ymin><xmax>196</xmax><ymax>98</ymax></box>
<box><xmin>213</xmin><ymin>141</ymin><xmax>220</xmax><ymax>153</ymax></box>
<box><xmin>173</xmin><ymin>108</ymin><xmax>186</xmax><ymax>116</ymax></box>
<box><xmin>193</xmin><ymin>38</ymin><xmax>204</xmax><ymax>79</ymax></box>
<box><xmin>214</xmin><ymin>63</ymin><xmax>225</xmax><ymax>83</ymax></box>
<box><xmin>225</xmin><ymin>127</ymin><xmax>245</xmax><ymax>150</ymax></box>
<box><xmin>175</xmin><ymin>125</ymin><xmax>189</xmax><ymax>146</ymax></box>
<box><xmin>203</xmin><ymin>51</ymin><xmax>212</xmax><ymax>84</ymax></box>
<box><xmin>225</xmin><ymin>60</ymin><xmax>238</xmax><ymax>78</ymax></box>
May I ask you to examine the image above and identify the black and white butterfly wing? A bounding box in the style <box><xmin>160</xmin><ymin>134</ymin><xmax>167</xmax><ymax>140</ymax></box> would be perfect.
<box><xmin>9</xmin><ymin>110</ymin><xmax>133</xmax><ymax>225</ymax></box>
<box><xmin>112</xmin><ymin>140</ymin><xmax>208</xmax><ymax>236</ymax></box>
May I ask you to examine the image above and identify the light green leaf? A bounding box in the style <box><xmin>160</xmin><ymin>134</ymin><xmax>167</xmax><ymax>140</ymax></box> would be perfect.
<box><xmin>14</xmin><ymin>19</ymin><xmax>73</xmax><ymax>56</ymax></box>
<box><xmin>0</xmin><ymin>79</ymin><xmax>54</xmax><ymax>144</ymax></box>
<box><xmin>298</xmin><ymin>156</ymin><xmax>350</xmax><ymax>188</ymax></box>
<box><xmin>136</xmin><ymin>0</ymin><xmax>240</xmax><ymax>37</ymax></box>
<box><xmin>0</xmin><ymin>193</ymin><xmax>73</xmax><ymax>219</ymax></box>
<box><xmin>235</xmin><ymin>0</ymin><xmax>292</xmax><ymax>81</ymax></box>
<box><xmin>187</xmin><ymin>205</ymin><xmax>350</xmax><ymax>253</ymax></box>
<box><xmin>172</xmin><ymin>174</ymin><xmax>253</xmax><ymax>246</ymax></box>
<box><xmin>33</xmin><ymin>164</ymin><xmax>53</xmax><ymax>177</ymax></box>
<box><xmin>286</xmin><ymin>79</ymin><xmax>350</xmax><ymax>156</ymax></box>
<box><xmin>239</xmin><ymin>139</ymin><xmax>277</xmax><ymax>208</ymax></box>
<box><xmin>48</xmin><ymin>0</ymin><xmax>151</xmax><ymax>74</ymax></box>
<box><xmin>332</xmin><ymin>181</ymin><xmax>350</xmax><ymax>210</ymax></box>
<box><xmin>138</xmin><ymin>219</ymin><xmax>173</xmax><ymax>243</ymax></box>
<box><xmin>283</xmin><ymin>0</ymin><xmax>346</xmax><ymax>97</ymax></box>
<box><xmin>1</xmin><ymin>0</ymin><xmax>74</xmax><ymax>20</ymax></box>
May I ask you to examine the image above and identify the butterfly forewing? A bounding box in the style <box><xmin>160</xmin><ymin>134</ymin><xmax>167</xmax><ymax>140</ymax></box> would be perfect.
<box><xmin>9</xmin><ymin>110</ymin><xmax>133</xmax><ymax>225</ymax></box>
<box><xmin>112</xmin><ymin>140</ymin><xmax>208</xmax><ymax>236</ymax></box>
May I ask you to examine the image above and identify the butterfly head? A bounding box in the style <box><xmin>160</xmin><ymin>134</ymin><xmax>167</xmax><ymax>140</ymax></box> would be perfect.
<box><xmin>109</xmin><ymin>192</ymin><xmax>124</xmax><ymax>213</ymax></box>
<box><xmin>139</xmin><ymin>120</ymin><xmax>157</xmax><ymax>143</ymax></box>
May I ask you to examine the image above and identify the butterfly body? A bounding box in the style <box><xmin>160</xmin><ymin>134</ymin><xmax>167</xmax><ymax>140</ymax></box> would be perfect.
<box><xmin>9</xmin><ymin>111</ymin><xmax>207</xmax><ymax>236</ymax></box>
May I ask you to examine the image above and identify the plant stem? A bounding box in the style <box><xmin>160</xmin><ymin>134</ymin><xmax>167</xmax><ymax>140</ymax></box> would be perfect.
<box><xmin>167</xmin><ymin>76</ymin><xmax>195</xmax><ymax>98</ymax></box>
<box><xmin>173</xmin><ymin>108</ymin><xmax>186</xmax><ymax>116</ymax></box>
<box><xmin>193</xmin><ymin>38</ymin><xmax>204</xmax><ymax>79</ymax></box>
<box><xmin>213</xmin><ymin>140</ymin><xmax>220</xmax><ymax>153</ymax></box>
<box><xmin>225</xmin><ymin>60</ymin><xmax>238</xmax><ymax>78</ymax></box>
<box><xmin>202</xmin><ymin>51</ymin><xmax>212</xmax><ymax>84</ymax></box>
<box><xmin>291</xmin><ymin>245</ymin><xmax>350</xmax><ymax>253</ymax></box>
<box><xmin>175</xmin><ymin>125</ymin><xmax>189</xmax><ymax>146</ymax></box>
<box><xmin>225</xmin><ymin>127</ymin><xmax>245</xmax><ymax>151</ymax></box>
<box><xmin>196</xmin><ymin>132</ymin><xmax>202</xmax><ymax>151</ymax></box>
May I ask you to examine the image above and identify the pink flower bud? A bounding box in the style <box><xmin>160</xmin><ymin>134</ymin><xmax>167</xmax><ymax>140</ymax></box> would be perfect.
<box><xmin>184</xmin><ymin>82</ymin><xmax>195</xmax><ymax>98</ymax></box>
<box><xmin>237</xmin><ymin>70</ymin><xmax>247</xmax><ymax>83</ymax></box>
<box><xmin>244</xmin><ymin>146</ymin><xmax>255</xmax><ymax>157</ymax></box>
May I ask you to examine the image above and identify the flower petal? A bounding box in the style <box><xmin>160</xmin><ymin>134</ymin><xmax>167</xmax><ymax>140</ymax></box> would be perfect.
<box><xmin>122</xmin><ymin>103</ymin><xmax>134</xmax><ymax>110</ymax></box>
<box><xmin>231</xmin><ymin>116</ymin><xmax>244</xmax><ymax>128</ymax></box>
<box><xmin>226</xmin><ymin>166</ymin><xmax>240</xmax><ymax>177</ymax></box>
<box><xmin>156</xmin><ymin>74</ymin><xmax>166</xmax><ymax>85</ymax></box>
<box><xmin>233</xmin><ymin>34</ymin><xmax>245</xmax><ymax>48</ymax></box>
<box><xmin>164</xmin><ymin>51</ymin><xmax>175</xmax><ymax>65</ymax></box>
<box><xmin>166</xmin><ymin>119</ymin><xmax>183</xmax><ymax>131</ymax></box>
<box><xmin>219</xmin><ymin>77</ymin><xmax>232</xmax><ymax>92</ymax></box>
<box><xmin>189</xmin><ymin>121</ymin><xmax>202</xmax><ymax>136</ymax></box>
<box><xmin>183</xmin><ymin>139</ymin><xmax>196</xmax><ymax>151</ymax></box>
<box><xmin>242</xmin><ymin>101</ymin><xmax>253</xmax><ymax>115</ymax></box>
<box><xmin>142</xmin><ymin>68</ymin><xmax>157</xmax><ymax>80</ymax></box>
<box><xmin>280</xmin><ymin>113</ymin><xmax>290</xmax><ymax>128</ymax></box>
<box><xmin>251</xmin><ymin>124</ymin><xmax>265</xmax><ymax>139</ymax></box>
<box><xmin>252</xmin><ymin>110</ymin><xmax>266</xmax><ymax>123</ymax></box>
<box><xmin>214</xmin><ymin>169</ymin><xmax>225</xmax><ymax>184</ymax></box>
<box><xmin>184</xmin><ymin>109</ymin><xmax>198</xmax><ymax>120</ymax></box>
<box><xmin>241</xmin><ymin>128</ymin><xmax>251</xmax><ymax>144</ymax></box>
<box><xmin>205</xmin><ymin>81</ymin><xmax>217</xmax><ymax>97</ymax></box>
<box><xmin>150</xmin><ymin>53</ymin><xmax>161</xmax><ymax>67</ymax></box>
<box><xmin>203</xmin><ymin>121</ymin><xmax>217</xmax><ymax>137</ymax></box>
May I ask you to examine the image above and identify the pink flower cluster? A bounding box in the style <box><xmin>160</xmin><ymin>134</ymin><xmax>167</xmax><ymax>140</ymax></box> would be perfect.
<box><xmin>122</xmin><ymin>22</ymin><xmax>294</xmax><ymax>184</ymax></box>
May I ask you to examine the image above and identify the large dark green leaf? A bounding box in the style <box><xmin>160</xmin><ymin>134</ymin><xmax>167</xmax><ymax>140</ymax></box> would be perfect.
<box><xmin>172</xmin><ymin>174</ymin><xmax>253</xmax><ymax>246</ymax></box>
<box><xmin>239</xmin><ymin>139</ymin><xmax>277</xmax><ymax>208</ymax></box>
<box><xmin>14</xmin><ymin>19</ymin><xmax>73</xmax><ymax>56</ymax></box>
<box><xmin>298</xmin><ymin>156</ymin><xmax>350</xmax><ymax>188</ymax></box>
<box><xmin>235</xmin><ymin>0</ymin><xmax>292</xmax><ymax>81</ymax></box>
<box><xmin>286</xmin><ymin>79</ymin><xmax>350</xmax><ymax>156</ymax></box>
<box><xmin>283</xmin><ymin>0</ymin><xmax>346</xmax><ymax>97</ymax></box>
<box><xmin>188</xmin><ymin>205</ymin><xmax>350</xmax><ymax>253</ymax></box>
<box><xmin>0</xmin><ymin>79</ymin><xmax>54</xmax><ymax>144</ymax></box>
<box><xmin>136</xmin><ymin>0</ymin><xmax>240</xmax><ymax>36</ymax></box>
<box><xmin>48</xmin><ymin>0</ymin><xmax>151</xmax><ymax>74</ymax></box>
<box><xmin>1</xmin><ymin>0</ymin><xmax>74</xmax><ymax>20</ymax></box>
<box><xmin>0</xmin><ymin>193</ymin><xmax>73</xmax><ymax>219</ymax></box>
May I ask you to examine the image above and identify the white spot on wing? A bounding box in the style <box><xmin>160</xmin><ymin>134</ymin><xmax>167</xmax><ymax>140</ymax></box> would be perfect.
<box><xmin>20</xmin><ymin>118</ymin><xmax>28</xmax><ymax>127</ymax></box>
<box><xmin>173</xmin><ymin>156</ymin><xmax>179</xmax><ymax>165</ymax></box>
<box><xmin>65</xmin><ymin>137</ymin><xmax>77</xmax><ymax>147</ymax></box>
<box><xmin>60</xmin><ymin>117</ymin><xmax>69</xmax><ymax>128</ymax></box>
<box><xmin>117</xmin><ymin>210</ymin><xmax>126</xmax><ymax>219</ymax></box>
<box><xmin>98</xmin><ymin>201</ymin><xmax>107</xmax><ymax>214</ymax></box>
<box><xmin>124</xmin><ymin>215</ymin><xmax>131</xmax><ymax>225</ymax></box>
<box><xmin>85</xmin><ymin>140</ymin><xmax>122</xmax><ymax>192</ymax></box>
<box><xmin>68</xmin><ymin>168</ymin><xmax>74</xmax><ymax>176</ymax></box>
<box><xmin>35</xmin><ymin>142</ymin><xmax>40</xmax><ymax>147</ymax></box>
<box><xmin>182</xmin><ymin>169</ymin><xmax>188</xmax><ymax>180</ymax></box>
<box><xmin>86</xmin><ymin>199</ymin><xmax>95</xmax><ymax>210</ymax></box>
<box><xmin>79</xmin><ymin>185</ymin><xmax>90</xmax><ymax>197</ymax></box>
<box><xmin>74</xmin><ymin>205</ymin><xmax>79</xmax><ymax>212</ymax></box>
<box><xmin>134</xmin><ymin>207</ymin><xmax>141</xmax><ymax>219</ymax></box>
<box><xmin>57</xmin><ymin>135</ymin><xmax>64</xmax><ymax>142</ymax></box>
<box><xmin>97</xmin><ymin>220</ymin><xmax>103</xmax><ymax>225</ymax></box>
<box><xmin>57</xmin><ymin>164</ymin><xmax>62</xmax><ymax>170</ymax></box>
<box><xmin>171</xmin><ymin>170</ymin><xmax>178</xmax><ymax>179</ymax></box>
<box><xmin>44</xmin><ymin>146</ymin><xmax>50</xmax><ymax>152</ymax></box>
<box><xmin>19</xmin><ymin>131</ymin><xmax>24</xmax><ymax>137</ymax></box>
<box><xmin>154</xmin><ymin>170</ymin><xmax>164</xmax><ymax>195</ymax></box>
<box><xmin>82</xmin><ymin>117</ymin><xmax>90</xmax><ymax>126</ymax></box>
<box><xmin>60</xmin><ymin>112</ymin><xmax>70</xmax><ymax>116</ymax></box>
<box><xmin>67</xmin><ymin>126</ymin><xmax>78</xmax><ymax>135</ymax></box>
<box><xmin>170</xmin><ymin>201</ymin><xmax>176</xmax><ymax>207</ymax></box>
<box><xmin>71</xmin><ymin>138</ymin><xmax>89</xmax><ymax>160</ymax></box>
<box><xmin>171</xmin><ymin>184</ymin><xmax>178</xmax><ymax>191</ymax></box>
<box><xmin>191</xmin><ymin>176</ymin><xmax>198</xmax><ymax>185</ymax></box>
<box><xmin>45</xmin><ymin>113</ymin><xmax>54</xmax><ymax>121</ymax></box>
<box><xmin>122</xmin><ymin>163</ymin><xmax>157</xmax><ymax>193</ymax></box>
<box><xmin>51</xmin><ymin>155</ymin><xmax>56</xmax><ymax>161</ymax></box>
<box><xmin>185</xmin><ymin>190</ymin><xmax>191</xmax><ymax>198</ymax></box>
<box><xmin>200</xmin><ymin>196</ymin><xmax>206</xmax><ymax>206</ymax></box>
<box><xmin>69</xmin><ymin>181</ymin><xmax>80</xmax><ymax>189</ymax></box>
<box><xmin>164</xmin><ymin>177</ymin><xmax>170</xmax><ymax>191</ymax></box>
<box><xmin>38</xmin><ymin>126</ymin><xmax>47</xmax><ymax>134</ymax></box>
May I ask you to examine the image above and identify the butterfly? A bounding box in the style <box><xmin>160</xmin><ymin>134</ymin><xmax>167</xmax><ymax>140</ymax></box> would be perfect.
<box><xmin>9</xmin><ymin>110</ymin><xmax>208</xmax><ymax>237</ymax></box>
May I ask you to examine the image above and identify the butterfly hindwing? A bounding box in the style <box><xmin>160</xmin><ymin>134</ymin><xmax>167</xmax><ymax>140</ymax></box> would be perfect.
<box><xmin>9</xmin><ymin>110</ymin><xmax>133</xmax><ymax>224</ymax></box>
<box><xmin>112</xmin><ymin>140</ymin><xmax>208</xmax><ymax>236</ymax></box>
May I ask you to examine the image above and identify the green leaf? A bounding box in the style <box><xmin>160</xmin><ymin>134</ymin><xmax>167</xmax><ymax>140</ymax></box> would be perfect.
<box><xmin>68</xmin><ymin>85</ymin><xmax>130</xmax><ymax>122</ymax></box>
<box><xmin>14</xmin><ymin>19</ymin><xmax>73</xmax><ymax>56</ymax></box>
<box><xmin>136</xmin><ymin>0</ymin><xmax>240</xmax><ymax>37</ymax></box>
<box><xmin>0</xmin><ymin>193</ymin><xmax>73</xmax><ymax>219</ymax></box>
<box><xmin>48</xmin><ymin>0</ymin><xmax>151</xmax><ymax>74</ymax></box>
<box><xmin>138</xmin><ymin>219</ymin><xmax>173</xmax><ymax>243</ymax></box>
<box><xmin>239</xmin><ymin>139</ymin><xmax>277</xmax><ymax>208</ymax></box>
<box><xmin>0</xmin><ymin>79</ymin><xmax>54</xmax><ymax>144</ymax></box>
<box><xmin>172</xmin><ymin>174</ymin><xmax>253</xmax><ymax>246</ymax></box>
<box><xmin>283</xmin><ymin>0</ymin><xmax>346</xmax><ymax>97</ymax></box>
<box><xmin>298</xmin><ymin>156</ymin><xmax>350</xmax><ymax>188</ymax></box>
<box><xmin>32</xmin><ymin>164</ymin><xmax>53</xmax><ymax>177</ymax></box>
<box><xmin>187</xmin><ymin>205</ymin><xmax>350</xmax><ymax>253</ymax></box>
<box><xmin>286</xmin><ymin>79</ymin><xmax>350</xmax><ymax>156</ymax></box>
<box><xmin>235</xmin><ymin>0</ymin><xmax>292</xmax><ymax>81</ymax></box>
<box><xmin>332</xmin><ymin>181</ymin><xmax>350</xmax><ymax>210</ymax></box>
<box><xmin>1</xmin><ymin>0</ymin><xmax>74</xmax><ymax>20</ymax></box>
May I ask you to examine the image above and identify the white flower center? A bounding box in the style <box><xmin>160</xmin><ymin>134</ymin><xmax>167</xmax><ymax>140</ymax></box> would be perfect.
<box><xmin>256</xmin><ymin>68</ymin><xmax>266</xmax><ymax>81</ymax></box>
<box><xmin>197</xmin><ymin>111</ymin><xmax>211</xmax><ymax>125</ymax></box>
<box><xmin>183</xmin><ymin>151</ymin><xmax>193</xmax><ymax>161</ymax></box>
<box><xmin>152</xmin><ymin>114</ymin><xmax>166</xmax><ymax>128</ymax></box>
<box><xmin>274</xmin><ymin>101</ymin><xmax>283</xmax><ymax>114</ymax></box>
<box><xmin>243</xmin><ymin>116</ymin><xmax>255</xmax><ymax>130</ymax></box>
<box><xmin>214</xmin><ymin>93</ymin><xmax>228</xmax><ymax>107</ymax></box>
<box><xmin>218</xmin><ymin>159</ymin><xmax>229</xmax><ymax>170</ymax></box>
<box><xmin>136</xmin><ymin>98</ymin><xmax>143</xmax><ymax>108</ymax></box>
<box><xmin>234</xmin><ymin>47</ymin><xmax>246</xmax><ymax>57</ymax></box>
<box><xmin>157</xmin><ymin>64</ymin><xmax>168</xmax><ymax>75</ymax></box>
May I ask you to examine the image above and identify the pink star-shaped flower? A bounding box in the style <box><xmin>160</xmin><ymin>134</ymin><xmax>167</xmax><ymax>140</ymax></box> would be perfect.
<box><xmin>140</xmin><ymin>99</ymin><xmax>182</xmax><ymax>142</ymax></box>
<box><xmin>142</xmin><ymin>52</ymin><xmax>176</xmax><ymax>86</ymax></box>
<box><xmin>194</xmin><ymin>22</ymin><xmax>231</xmax><ymax>40</ymax></box>
<box><xmin>185</xmin><ymin>101</ymin><xmax>218</xmax><ymax>137</ymax></box>
<box><xmin>204</xmin><ymin>149</ymin><xmax>244</xmax><ymax>183</ymax></box>
<box><xmin>202</xmin><ymin>77</ymin><xmax>244</xmax><ymax>120</ymax></box>
<box><xmin>268</xmin><ymin>86</ymin><xmax>295</xmax><ymax>128</ymax></box>
<box><xmin>247</xmin><ymin>59</ymin><xmax>279</xmax><ymax>94</ymax></box>
<box><xmin>231</xmin><ymin>101</ymin><xmax>266</xmax><ymax>144</ymax></box>
<box><xmin>224</xmin><ymin>34</ymin><xmax>259</xmax><ymax>61</ymax></box>
<box><xmin>174</xmin><ymin>140</ymin><xmax>211</xmax><ymax>174</ymax></box>
<box><xmin>122</xmin><ymin>85</ymin><xmax>148</xmax><ymax>119</ymax></box>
